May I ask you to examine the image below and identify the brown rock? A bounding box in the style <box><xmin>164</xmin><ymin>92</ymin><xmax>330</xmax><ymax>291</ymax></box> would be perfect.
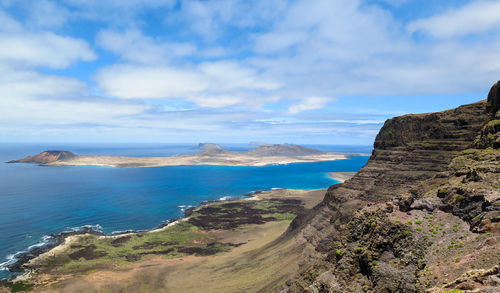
<box><xmin>488</xmin><ymin>80</ymin><xmax>500</xmax><ymax>113</ymax></box>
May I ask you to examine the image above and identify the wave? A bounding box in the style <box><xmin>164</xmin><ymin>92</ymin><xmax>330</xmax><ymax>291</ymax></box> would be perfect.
<box><xmin>0</xmin><ymin>235</ymin><xmax>56</xmax><ymax>279</ymax></box>
<box><xmin>218</xmin><ymin>196</ymin><xmax>233</xmax><ymax>201</ymax></box>
<box><xmin>0</xmin><ymin>188</ymin><xmax>278</xmax><ymax>280</ymax></box>
<box><xmin>67</xmin><ymin>224</ymin><xmax>103</xmax><ymax>234</ymax></box>
<box><xmin>178</xmin><ymin>204</ymin><xmax>193</xmax><ymax>213</ymax></box>
<box><xmin>0</xmin><ymin>255</ymin><xmax>17</xmax><ymax>270</ymax></box>
<box><xmin>0</xmin><ymin>224</ymin><xmax>104</xmax><ymax>281</ymax></box>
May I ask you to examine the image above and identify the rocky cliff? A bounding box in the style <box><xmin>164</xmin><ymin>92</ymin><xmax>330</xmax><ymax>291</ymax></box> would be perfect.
<box><xmin>283</xmin><ymin>83</ymin><xmax>500</xmax><ymax>292</ymax></box>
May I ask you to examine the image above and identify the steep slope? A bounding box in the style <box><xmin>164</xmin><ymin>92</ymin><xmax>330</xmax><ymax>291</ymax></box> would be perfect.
<box><xmin>8</xmin><ymin>151</ymin><xmax>76</xmax><ymax>164</ymax></box>
<box><xmin>283</xmin><ymin>84</ymin><xmax>500</xmax><ymax>292</ymax></box>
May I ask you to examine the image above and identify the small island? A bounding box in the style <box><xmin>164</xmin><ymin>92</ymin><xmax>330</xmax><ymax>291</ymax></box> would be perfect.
<box><xmin>8</xmin><ymin>144</ymin><xmax>362</xmax><ymax>168</ymax></box>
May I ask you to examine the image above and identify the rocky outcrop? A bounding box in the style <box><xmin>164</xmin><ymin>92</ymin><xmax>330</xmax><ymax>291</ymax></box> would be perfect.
<box><xmin>487</xmin><ymin>80</ymin><xmax>500</xmax><ymax>113</ymax></box>
<box><xmin>197</xmin><ymin>143</ymin><xmax>229</xmax><ymax>155</ymax></box>
<box><xmin>282</xmin><ymin>82</ymin><xmax>500</xmax><ymax>292</ymax></box>
<box><xmin>8</xmin><ymin>151</ymin><xmax>76</xmax><ymax>164</ymax></box>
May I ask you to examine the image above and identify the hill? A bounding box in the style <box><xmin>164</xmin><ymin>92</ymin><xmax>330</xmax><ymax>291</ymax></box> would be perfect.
<box><xmin>8</xmin><ymin>151</ymin><xmax>76</xmax><ymax>164</ymax></box>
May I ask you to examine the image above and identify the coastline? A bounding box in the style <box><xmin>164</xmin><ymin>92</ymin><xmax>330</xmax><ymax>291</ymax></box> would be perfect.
<box><xmin>2</xmin><ymin>188</ymin><xmax>325</xmax><ymax>284</ymax></box>
<box><xmin>43</xmin><ymin>153</ymin><xmax>351</xmax><ymax>168</ymax></box>
<box><xmin>8</xmin><ymin>144</ymin><xmax>371</xmax><ymax>168</ymax></box>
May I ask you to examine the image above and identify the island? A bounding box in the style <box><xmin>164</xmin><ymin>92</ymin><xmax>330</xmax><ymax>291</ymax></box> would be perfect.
<box><xmin>8</xmin><ymin>144</ymin><xmax>361</xmax><ymax>168</ymax></box>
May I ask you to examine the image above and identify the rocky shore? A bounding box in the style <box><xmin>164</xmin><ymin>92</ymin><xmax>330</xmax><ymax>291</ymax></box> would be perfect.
<box><xmin>0</xmin><ymin>189</ymin><xmax>327</xmax><ymax>292</ymax></box>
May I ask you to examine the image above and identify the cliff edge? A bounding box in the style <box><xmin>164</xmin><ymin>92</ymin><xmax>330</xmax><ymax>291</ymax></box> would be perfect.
<box><xmin>283</xmin><ymin>82</ymin><xmax>500</xmax><ymax>292</ymax></box>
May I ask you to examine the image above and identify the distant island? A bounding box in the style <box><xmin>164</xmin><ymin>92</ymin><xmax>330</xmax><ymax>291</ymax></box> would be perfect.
<box><xmin>8</xmin><ymin>144</ymin><xmax>365</xmax><ymax>168</ymax></box>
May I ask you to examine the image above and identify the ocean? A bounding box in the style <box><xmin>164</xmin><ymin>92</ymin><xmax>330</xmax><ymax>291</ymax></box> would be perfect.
<box><xmin>0</xmin><ymin>143</ymin><xmax>370</xmax><ymax>280</ymax></box>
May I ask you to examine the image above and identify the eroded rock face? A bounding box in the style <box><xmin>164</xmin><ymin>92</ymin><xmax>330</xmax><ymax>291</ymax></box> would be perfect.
<box><xmin>9</xmin><ymin>151</ymin><xmax>76</xmax><ymax>164</ymax></box>
<box><xmin>283</xmin><ymin>82</ymin><xmax>500</xmax><ymax>292</ymax></box>
<box><xmin>488</xmin><ymin>80</ymin><xmax>500</xmax><ymax>113</ymax></box>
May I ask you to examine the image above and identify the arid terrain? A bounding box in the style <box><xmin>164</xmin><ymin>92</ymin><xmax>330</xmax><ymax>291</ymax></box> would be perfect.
<box><xmin>0</xmin><ymin>189</ymin><xmax>326</xmax><ymax>293</ymax></box>
<box><xmin>2</xmin><ymin>82</ymin><xmax>499</xmax><ymax>293</ymax></box>
<box><xmin>9</xmin><ymin>144</ymin><xmax>352</xmax><ymax>168</ymax></box>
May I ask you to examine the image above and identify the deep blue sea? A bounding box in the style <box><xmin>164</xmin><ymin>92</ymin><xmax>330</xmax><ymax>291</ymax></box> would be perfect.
<box><xmin>0</xmin><ymin>143</ymin><xmax>370</xmax><ymax>280</ymax></box>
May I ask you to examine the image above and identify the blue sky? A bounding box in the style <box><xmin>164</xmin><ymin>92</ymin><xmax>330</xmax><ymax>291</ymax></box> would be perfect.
<box><xmin>1</xmin><ymin>0</ymin><xmax>499</xmax><ymax>145</ymax></box>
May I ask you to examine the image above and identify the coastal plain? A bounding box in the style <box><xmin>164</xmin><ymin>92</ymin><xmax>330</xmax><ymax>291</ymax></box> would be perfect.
<box><xmin>4</xmin><ymin>189</ymin><xmax>326</xmax><ymax>292</ymax></box>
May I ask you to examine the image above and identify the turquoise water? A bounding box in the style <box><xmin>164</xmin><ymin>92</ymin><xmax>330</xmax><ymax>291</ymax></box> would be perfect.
<box><xmin>0</xmin><ymin>143</ymin><xmax>370</xmax><ymax>279</ymax></box>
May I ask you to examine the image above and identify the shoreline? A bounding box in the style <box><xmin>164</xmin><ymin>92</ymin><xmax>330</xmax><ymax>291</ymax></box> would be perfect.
<box><xmin>8</xmin><ymin>145</ymin><xmax>371</xmax><ymax>168</ymax></box>
<box><xmin>1</xmin><ymin>187</ymin><xmax>319</xmax><ymax>283</ymax></box>
<box><xmin>44</xmin><ymin>154</ymin><xmax>352</xmax><ymax>168</ymax></box>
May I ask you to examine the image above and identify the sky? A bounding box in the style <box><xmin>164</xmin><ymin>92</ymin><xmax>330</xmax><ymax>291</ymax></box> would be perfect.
<box><xmin>1</xmin><ymin>0</ymin><xmax>499</xmax><ymax>145</ymax></box>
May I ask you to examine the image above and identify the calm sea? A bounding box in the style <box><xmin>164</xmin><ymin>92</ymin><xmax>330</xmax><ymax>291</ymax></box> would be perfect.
<box><xmin>0</xmin><ymin>143</ymin><xmax>370</xmax><ymax>280</ymax></box>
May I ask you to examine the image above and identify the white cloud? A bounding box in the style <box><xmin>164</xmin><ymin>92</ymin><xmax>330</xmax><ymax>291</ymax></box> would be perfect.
<box><xmin>27</xmin><ymin>0</ymin><xmax>69</xmax><ymax>28</ymax></box>
<box><xmin>0</xmin><ymin>32</ymin><xmax>95</xmax><ymax>68</ymax></box>
<box><xmin>96</xmin><ymin>65</ymin><xmax>209</xmax><ymax>99</ymax></box>
<box><xmin>407</xmin><ymin>0</ymin><xmax>500</xmax><ymax>38</ymax></box>
<box><xmin>189</xmin><ymin>95</ymin><xmax>244</xmax><ymax>108</ymax></box>
<box><xmin>2</xmin><ymin>0</ymin><xmax>500</xmax><ymax>144</ymax></box>
<box><xmin>0</xmin><ymin>64</ymin><xmax>153</xmax><ymax>128</ymax></box>
<box><xmin>0</xmin><ymin>9</ymin><xmax>21</xmax><ymax>31</ymax></box>
<box><xmin>97</xmin><ymin>29</ymin><xmax>196</xmax><ymax>64</ymax></box>
<box><xmin>95</xmin><ymin>61</ymin><xmax>281</xmax><ymax>108</ymax></box>
<box><xmin>169</xmin><ymin>0</ymin><xmax>288</xmax><ymax>40</ymax></box>
<box><xmin>0</xmin><ymin>64</ymin><xmax>87</xmax><ymax>99</ymax></box>
<box><xmin>64</xmin><ymin>0</ymin><xmax>176</xmax><ymax>9</ymax></box>
<box><xmin>288</xmin><ymin>97</ymin><xmax>334</xmax><ymax>114</ymax></box>
<box><xmin>254</xmin><ymin>31</ymin><xmax>308</xmax><ymax>53</ymax></box>
<box><xmin>198</xmin><ymin>61</ymin><xmax>281</xmax><ymax>91</ymax></box>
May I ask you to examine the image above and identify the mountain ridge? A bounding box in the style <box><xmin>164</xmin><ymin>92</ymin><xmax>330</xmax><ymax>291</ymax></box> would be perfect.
<box><xmin>282</xmin><ymin>83</ymin><xmax>500</xmax><ymax>292</ymax></box>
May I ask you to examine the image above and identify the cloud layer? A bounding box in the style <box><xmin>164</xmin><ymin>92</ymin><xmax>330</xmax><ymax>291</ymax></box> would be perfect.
<box><xmin>0</xmin><ymin>0</ymin><xmax>499</xmax><ymax>144</ymax></box>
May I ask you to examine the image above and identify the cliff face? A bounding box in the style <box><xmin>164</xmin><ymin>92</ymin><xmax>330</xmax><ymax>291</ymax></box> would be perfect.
<box><xmin>284</xmin><ymin>84</ymin><xmax>500</xmax><ymax>292</ymax></box>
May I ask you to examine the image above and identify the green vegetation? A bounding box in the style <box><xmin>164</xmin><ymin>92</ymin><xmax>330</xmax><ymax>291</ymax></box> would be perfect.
<box><xmin>438</xmin><ymin>189</ymin><xmax>448</xmax><ymax>196</ymax></box>
<box><xmin>455</xmin><ymin>195</ymin><xmax>464</xmax><ymax>202</ymax></box>
<box><xmin>417</xmin><ymin>227</ymin><xmax>422</xmax><ymax>231</ymax></box>
<box><xmin>37</xmin><ymin>198</ymin><xmax>303</xmax><ymax>274</ymax></box>
<box><xmin>402</xmin><ymin>230</ymin><xmax>410</xmax><ymax>236</ymax></box>
<box><xmin>335</xmin><ymin>249</ymin><xmax>342</xmax><ymax>256</ymax></box>
<box><xmin>372</xmin><ymin>260</ymin><xmax>378</xmax><ymax>266</ymax></box>
<box><xmin>415</xmin><ymin>220</ymin><xmax>422</xmax><ymax>224</ymax></box>
<box><xmin>4</xmin><ymin>281</ymin><xmax>34</xmax><ymax>292</ymax></box>
<box><xmin>40</xmin><ymin>221</ymin><xmax>230</xmax><ymax>273</ymax></box>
